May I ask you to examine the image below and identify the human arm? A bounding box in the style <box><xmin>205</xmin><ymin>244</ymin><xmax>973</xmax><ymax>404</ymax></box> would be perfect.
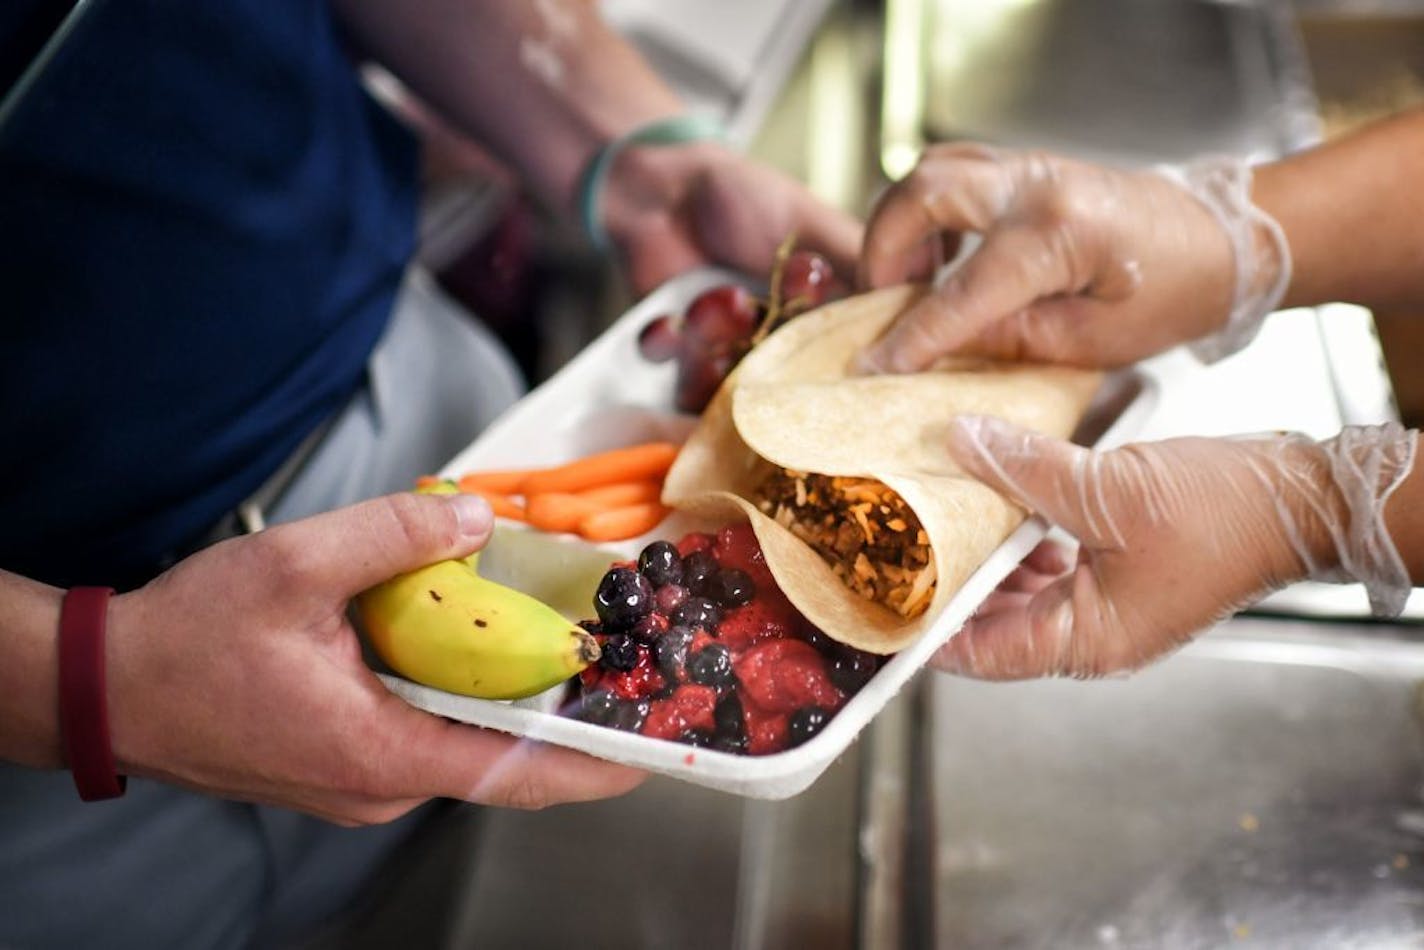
<box><xmin>0</xmin><ymin>493</ymin><xmax>641</xmax><ymax>822</ymax></box>
<box><xmin>332</xmin><ymin>0</ymin><xmax>861</xmax><ymax>293</ymax></box>
<box><xmin>933</xmin><ymin>417</ymin><xmax>1423</xmax><ymax>679</ymax></box>
<box><xmin>857</xmin><ymin>108</ymin><xmax>1424</xmax><ymax>372</ymax></box>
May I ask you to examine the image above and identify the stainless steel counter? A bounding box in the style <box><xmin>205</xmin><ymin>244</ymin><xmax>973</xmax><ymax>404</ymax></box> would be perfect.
<box><xmin>923</xmin><ymin>618</ymin><xmax>1424</xmax><ymax>948</ymax></box>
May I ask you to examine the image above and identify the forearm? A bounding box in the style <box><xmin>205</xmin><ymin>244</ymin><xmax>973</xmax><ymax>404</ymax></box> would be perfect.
<box><xmin>1254</xmin><ymin>108</ymin><xmax>1424</xmax><ymax>312</ymax></box>
<box><xmin>1385</xmin><ymin>443</ymin><xmax>1424</xmax><ymax>583</ymax></box>
<box><xmin>0</xmin><ymin>571</ymin><xmax>63</xmax><ymax>769</ymax></box>
<box><xmin>333</xmin><ymin>0</ymin><xmax>683</xmax><ymax>215</ymax></box>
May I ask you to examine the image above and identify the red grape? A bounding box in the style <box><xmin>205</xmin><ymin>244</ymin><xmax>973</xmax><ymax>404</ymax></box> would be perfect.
<box><xmin>675</xmin><ymin>350</ymin><xmax>736</xmax><ymax>414</ymax></box>
<box><xmin>779</xmin><ymin>250</ymin><xmax>835</xmax><ymax>313</ymax></box>
<box><xmin>637</xmin><ymin>314</ymin><xmax>682</xmax><ymax>363</ymax></box>
<box><xmin>684</xmin><ymin>285</ymin><xmax>760</xmax><ymax>346</ymax></box>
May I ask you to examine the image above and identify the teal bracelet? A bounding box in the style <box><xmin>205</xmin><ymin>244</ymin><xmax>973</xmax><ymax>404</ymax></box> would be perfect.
<box><xmin>577</xmin><ymin>113</ymin><xmax>728</xmax><ymax>251</ymax></box>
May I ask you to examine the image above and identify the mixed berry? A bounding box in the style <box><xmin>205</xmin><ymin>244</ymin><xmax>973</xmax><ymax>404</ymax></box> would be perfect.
<box><xmin>569</xmin><ymin>523</ymin><xmax>883</xmax><ymax>755</ymax></box>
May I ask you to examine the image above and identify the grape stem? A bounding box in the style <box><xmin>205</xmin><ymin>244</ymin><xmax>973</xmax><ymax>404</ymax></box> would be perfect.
<box><xmin>750</xmin><ymin>232</ymin><xmax>800</xmax><ymax>347</ymax></box>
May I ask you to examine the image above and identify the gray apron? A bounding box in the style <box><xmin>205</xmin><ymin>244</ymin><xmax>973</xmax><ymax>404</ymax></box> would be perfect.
<box><xmin>0</xmin><ymin>272</ymin><xmax>524</xmax><ymax>950</ymax></box>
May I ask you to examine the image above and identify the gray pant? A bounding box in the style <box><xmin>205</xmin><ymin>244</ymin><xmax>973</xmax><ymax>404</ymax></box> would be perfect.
<box><xmin>0</xmin><ymin>272</ymin><xmax>524</xmax><ymax>950</ymax></box>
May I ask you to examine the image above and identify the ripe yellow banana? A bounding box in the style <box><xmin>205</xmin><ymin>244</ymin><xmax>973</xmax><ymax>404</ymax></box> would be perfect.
<box><xmin>356</xmin><ymin>482</ymin><xmax>600</xmax><ymax>700</ymax></box>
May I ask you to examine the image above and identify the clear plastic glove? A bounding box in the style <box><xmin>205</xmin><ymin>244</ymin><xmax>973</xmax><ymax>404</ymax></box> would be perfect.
<box><xmin>934</xmin><ymin>416</ymin><xmax>1416</xmax><ymax>680</ymax></box>
<box><xmin>857</xmin><ymin>145</ymin><xmax>1291</xmax><ymax>373</ymax></box>
<box><xmin>106</xmin><ymin>493</ymin><xmax>643</xmax><ymax>824</ymax></box>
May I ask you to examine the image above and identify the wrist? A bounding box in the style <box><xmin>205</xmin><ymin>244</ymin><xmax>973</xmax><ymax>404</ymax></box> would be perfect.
<box><xmin>1161</xmin><ymin>157</ymin><xmax>1292</xmax><ymax>363</ymax></box>
<box><xmin>0</xmin><ymin>575</ymin><xmax>65</xmax><ymax>769</ymax></box>
<box><xmin>578</xmin><ymin>115</ymin><xmax>729</xmax><ymax>250</ymax></box>
<box><xmin>1247</xmin><ymin>426</ymin><xmax>1417</xmax><ymax>616</ymax></box>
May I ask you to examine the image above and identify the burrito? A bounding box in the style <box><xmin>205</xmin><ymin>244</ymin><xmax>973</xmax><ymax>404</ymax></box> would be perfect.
<box><xmin>661</xmin><ymin>284</ymin><xmax>1102</xmax><ymax>654</ymax></box>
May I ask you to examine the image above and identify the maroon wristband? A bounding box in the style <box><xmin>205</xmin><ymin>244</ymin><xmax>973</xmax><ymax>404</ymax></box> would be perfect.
<box><xmin>58</xmin><ymin>586</ymin><xmax>127</xmax><ymax>801</ymax></box>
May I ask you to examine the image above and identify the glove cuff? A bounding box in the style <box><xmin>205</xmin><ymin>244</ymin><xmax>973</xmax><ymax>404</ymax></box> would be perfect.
<box><xmin>1317</xmin><ymin>423</ymin><xmax>1418</xmax><ymax>617</ymax></box>
<box><xmin>1157</xmin><ymin>156</ymin><xmax>1293</xmax><ymax>364</ymax></box>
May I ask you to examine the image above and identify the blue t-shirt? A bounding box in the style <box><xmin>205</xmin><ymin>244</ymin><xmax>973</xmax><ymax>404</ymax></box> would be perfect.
<box><xmin>0</xmin><ymin>0</ymin><xmax>418</xmax><ymax>589</ymax></box>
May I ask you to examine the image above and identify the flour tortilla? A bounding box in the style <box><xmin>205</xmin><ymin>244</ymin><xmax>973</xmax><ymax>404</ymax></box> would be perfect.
<box><xmin>662</xmin><ymin>284</ymin><xmax>1102</xmax><ymax>654</ymax></box>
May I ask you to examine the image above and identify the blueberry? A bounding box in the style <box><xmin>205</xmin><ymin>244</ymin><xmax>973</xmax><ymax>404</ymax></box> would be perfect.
<box><xmin>681</xmin><ymin>729</ymin><xmax>717</xmax><ymax>748</ymax></box>
<box><xmin>788</xmin><ymin>706</ymin><xmax>830</xmax><ymax>747</ymax></box>
<box><xmin>829</xmin><ymin>651</ymin><xmax>878</xmax><ymax>694</ymax></box>
<box><xmin>654</xmin><ymin>625</ymin><xmax>694</xmax><ymax>681</ymax></box>
<box><xmin>710</xmin><ymin>732</ymin><xmax>748</xmax><ymax>755</ymax></box>
<box><xmin>629</xmin><ymin>612</ymin><xmax>668</xmax><ymax>644</ymax></box>
<box><xmin>681</xmin><ymin>550</ymin><xmax>719</xmax><ymax>596</ymax></box>
<box><xmin>595</xmin><ymin>567</ymin><xmax>654</xmax><ymax>631</ymax></box>
<box><xmin>709</xmin><ymin>568</ymin><xmax>755</xmax><ymax>607</ymax></box>
<box><xmin>600</xmin><ymin>634</ymin><xmax>640</xmax><ymax>672</ymax></box>
<box><xmin>638</xmin><ymin>540</ymin><xmax>684</xmax><ymax>588</ymax></box>
<box><xmin>672</xmin><ymin>596</ymin><xmax>722</xmax><ymax>631</ymax></box>
<box><xmin>578</xmin><ymin>619</ymin><xmax>603</xmax><ymax>636</ymax></box>
<box><xmin>803</xmin><ymin>628</ymin><xmax>839</xmax><ymax>656</ymax></box>
<box><xmin>687</xmin><ymin>643</ymin><xmax>735</xmax><ymax>688</ymax></box>
<box><xmin>575</xmin><ymin>689</ymin><xmax>618</xmax><ymax>725</ymax></box>
<box><xmin>654</xmin><ymin>583</ymin><xmax>689</xmax><ymax>616</ymax></box>
<box><xmin>714</xmin><ymin>692</ymin><xmax>744</xmax><ymax>740</ymax></box>
<box><xmin>610</xmin><ymin>699</ymin><xmax>650</xmax><ymax>733</ymax></box>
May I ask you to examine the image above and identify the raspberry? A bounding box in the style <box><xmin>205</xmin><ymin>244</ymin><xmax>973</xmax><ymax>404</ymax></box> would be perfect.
<box><xmin>743</xmin><ymin>704</ymin><xmax>788</xmax><ymax>756</ymax></box>
<box><xmin>713</xmin><ymin>523</ymin><xmax>775</xmax><ymax>589</ymax></box>
<box><xmin>602</xmin><ymin>643</ymin><xmax>665</xmax><ymax>700</ymax></box>
<box><xmin>676</xmin><ymin>532</ymin><xmax>715</xmax><ymax>557</ymax></box>
<box><xmin>734</xmin><ymin>639</ymin><xmax>845</xmax><ymax>715</ymax></box>
<box><xmin>717</xmin><ymin>596</ymin><xmax>800</xmax><ymax>650</ymax></box>
<box><xmin>642</xmin><ymin>685</ymin><xmax>718</xmax><ymax>740</ymax></box>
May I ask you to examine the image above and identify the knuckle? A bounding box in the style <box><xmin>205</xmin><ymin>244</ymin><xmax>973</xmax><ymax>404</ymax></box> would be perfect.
<box><xmin>377</xmin><ymin>492</ymin><xmax>449</xmax><ymax>551</ymax></box>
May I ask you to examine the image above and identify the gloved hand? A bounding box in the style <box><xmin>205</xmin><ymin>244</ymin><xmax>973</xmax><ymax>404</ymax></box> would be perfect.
<box><xmin>856</xmin><ymin>144</ymin><xmax>1291</xmax><ymax>373</ymax></box>
<box><xmin>934</xmin><ymin>416</ymin><xmax>1416</xmax><ymax>679</ymax></box>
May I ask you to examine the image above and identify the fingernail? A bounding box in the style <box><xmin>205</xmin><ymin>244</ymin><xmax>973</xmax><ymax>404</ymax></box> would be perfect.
<box><xmin>450</xmin><ymin>494</ymin><xmax>494</xmax><ymax>540</ymax></box>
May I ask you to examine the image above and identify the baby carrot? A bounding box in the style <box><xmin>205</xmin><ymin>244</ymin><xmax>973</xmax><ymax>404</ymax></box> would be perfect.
<box><xmin>525</xmin><ymin>492</ymin><xmax>598</xmax><ymax>534</ymax></box>
<box><xmin>463</xmin><ymin>489</ymin><xmax>527</xmax><ymax>522</ymax></box>
<box><xmin>521</xmin><ymin>442</ymin><xmax>681</xmax><ymax>495</ymax></box>
<box><xmin>577</xmin><ymin>501</ymin><xmax>670</xmax><ymax>542</ymax></box>
<box><xmin>574</xmin><ymin>480</ymin><xmax>663</xmax><ymax>507</ymax></box>
<box><xmin>458</xmin><ymin>469</ymin><xmax>530</xmax><ymax>495</ymax></box>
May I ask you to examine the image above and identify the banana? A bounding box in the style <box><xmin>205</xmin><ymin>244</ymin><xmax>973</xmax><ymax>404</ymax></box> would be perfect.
<box><xmin>355</xmin><ymin>482</ymin><xmax>601</xmax><ymax>700</ymax></box>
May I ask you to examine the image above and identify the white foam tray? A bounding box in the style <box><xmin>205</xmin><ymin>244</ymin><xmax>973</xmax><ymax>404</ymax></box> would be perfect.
<box><xmin>378</xmin><ymin>269</ymin><xmax>1158</xmax><ymax>799</ymax></box>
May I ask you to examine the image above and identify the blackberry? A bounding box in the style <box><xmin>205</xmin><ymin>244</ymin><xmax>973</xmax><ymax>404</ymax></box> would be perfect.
<box><xmin>575</xmin><ymin>689</ymin><xmax>618</xmax><ymax>725</ymax></box>
<box><xmin>829</xmin><ymin>651</ymin><xmax>878</xmax><ymax>694</ymax></box>
<box><xmin>610</xmin><ymin>699</ymin><xmax>651</xmax><ymax>733</ymax></box>
<box><xmin>709</xmin><ymin>568</ymin><xmax>755</xmax><ymax>607</ymax></box>
<box><xmin>594</xmin><ymin>567</ymin><xmax>653</xmax><ymax>631</ymax></box>
<box><xmin>637</xmin><ymin>540</ymin><xmax>684</xmax><ymax>588</ymax></box>
<box><xmin>600</xmin><ymin>634</ymin><xmax>640</xmax><ymax>672</ymax></box>
<box><xmin>681</xmin><ymin>550</ymin><xmax>718</xmax><ymax>597</ymax></box>
<box><xmin>788</xmin><ymin>706</ymin><xmax>830</xmax><ymax>747</ymax></box>
<box><xmin>687</xmin><ymin>643</ymin><xmax>735</xmax><ymax>688</ymax></box>
<box><xmin>654</xmin><ymin>625</ymin><xmax>694</xmax><ymax>681</ymax></box>
<box><xmin>578</xmin><ymin>619</ymin><xmax>603</xmax><ymax>636</ymax></box>
<box><xmin>672</xmin><ymin>596</ymin><xmax>721</xmax><ymax>632</ymax></box>
<box><xmin>710</xmin><ymin>732</ymin><xmax>748</xmax><ymax>755</ymax></box>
